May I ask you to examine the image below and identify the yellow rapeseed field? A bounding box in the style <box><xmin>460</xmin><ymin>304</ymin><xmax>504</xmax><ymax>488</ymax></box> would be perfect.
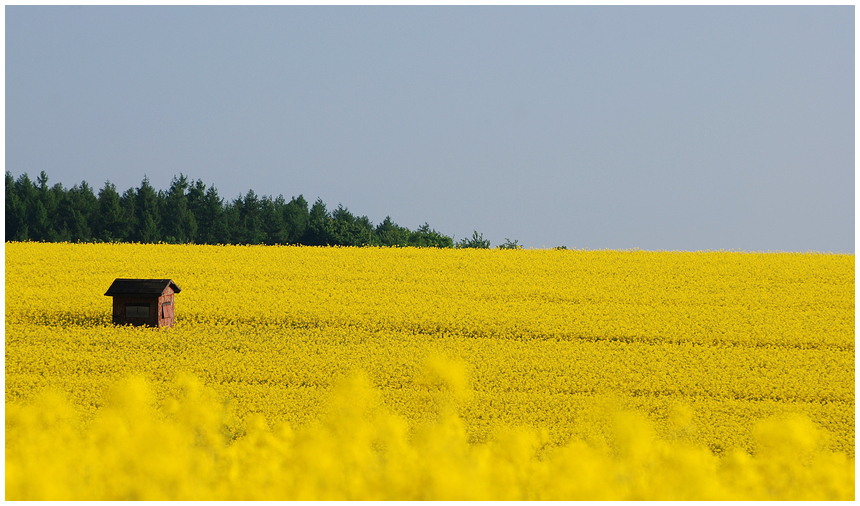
<box><xmin>5</xmin><ymin>242</ymin><xmax>855</xmax><ymax>500</ymax></box>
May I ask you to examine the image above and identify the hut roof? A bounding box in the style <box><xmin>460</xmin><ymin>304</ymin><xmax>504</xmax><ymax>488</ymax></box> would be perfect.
<box><xmin>104</xmin><ymin>278</ymin><xmax>181</xmax><ymax>297</ymax></box>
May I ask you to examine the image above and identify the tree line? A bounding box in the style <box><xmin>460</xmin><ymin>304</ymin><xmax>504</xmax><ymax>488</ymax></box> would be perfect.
<box><xmin>5</xmin><ymin>171</ymin><xmax>463</xmax><ymax>248</ymax></box>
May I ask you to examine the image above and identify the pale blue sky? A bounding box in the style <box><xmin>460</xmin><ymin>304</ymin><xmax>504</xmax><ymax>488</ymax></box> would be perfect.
<box><xmin>5</xmin><ymin>6</ymin><xmax>855</xmax><ymax>252</ymax></box>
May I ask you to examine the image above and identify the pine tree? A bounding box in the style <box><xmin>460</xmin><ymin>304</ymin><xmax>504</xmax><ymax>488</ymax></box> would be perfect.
<box><xmin>197</xmin><ymin>184</ymin><xmax>227</xmax><ymax>244</ymax></box>
<box><xmin>33</xmin><ymin>171</ymin><xmax>60</xmax><ymax>241</ymax></box>
<box><xmin>283</xmin><ymin>195</ymin><xmax>309</xmax><ymax>244</ymax></box>
<box><xmin>237</xmin><ymin>189</ymin><xmax>265</xmax><ymax>245</ymax></box>
<box><xmin>134</xmin><ymin>176</ymin><xmax>161</xmax><ymax>243</ymax></box>
<box><xmin>6</xmin><ymin>172</ymin><xmax>25</xmax><ymax>241</ymax></box>
<box><xmin>96</xmin><ymin>181</ymin><xmax>124</xmax><ymax>242</ymax></box>
<box><xmin>119</xmin><ymin>188</ymin><xmax>137</xmax><ymax>241</ymax></box>
<box><xmin>261</xmin><ymin>195</ymin><xmax>287</xmax><ymax>245</ymax></box>
<box><xmin>163</xmin><ymin>174</ymin><xmax>197</xmax><ymax>243</ymax></box>
<box><xmin>64</xmin><ymin>182</ymin><xmax>97</xmax><ymax>241</ymax></box>
<box><xmin>376</xmin><ymin>216</ymin><xmax>410</xmax><ymax>247</ymax></box>
<box><xmin>410</xmin><ymin>223</ymin><xmax>454</xmax><ymax>248</ymax></box>
<box><xmin>186</xmin><ymin>179</ymin><xmax>207</xmax><ymax>242</ymax></box>
<box><xmin>12</xmin><ymin>173</ymin><xmax>37</xmax><ymax>241</ymax></box>
<box><xmin>304</xmin><ymin>198</ymin><xmax>331</xmax><ymax>246</ymax></box>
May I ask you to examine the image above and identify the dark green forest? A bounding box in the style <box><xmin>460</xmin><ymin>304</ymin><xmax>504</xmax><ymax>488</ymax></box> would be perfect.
<box><xmin>4</xmin><ymin>171</ymin><xmax>504</xmax><ymax>248</ymax></box>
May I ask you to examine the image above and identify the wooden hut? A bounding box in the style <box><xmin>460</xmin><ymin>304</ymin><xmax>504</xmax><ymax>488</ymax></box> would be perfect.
<box><xmin>104</xmin><ymin>279</ymin><xmax>181</xmax><ymax>328</ymax></box>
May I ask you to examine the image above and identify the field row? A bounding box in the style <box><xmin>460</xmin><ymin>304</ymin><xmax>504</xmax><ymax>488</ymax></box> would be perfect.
<box><xmin>6</xmin><ymin>243</ymin><xmax>854</xmax><ymax>349</ymax></box>
<box><xmin>5</xmin><ymin>321</ymin><xmax>854</xmax><ymax>457</ymax></box>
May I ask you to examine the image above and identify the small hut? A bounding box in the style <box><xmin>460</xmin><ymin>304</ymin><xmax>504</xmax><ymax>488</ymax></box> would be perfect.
<box><xmin>104</xmin><ymin>278</ymin><xmax>181</xmax><ymax>328</ymax></box>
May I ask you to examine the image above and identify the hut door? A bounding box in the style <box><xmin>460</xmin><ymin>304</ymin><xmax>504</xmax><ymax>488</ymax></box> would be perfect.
<box><xmin>161</xmin><ymin>299</ymin><xmax>174</xmax><ymax>323</ymax></box>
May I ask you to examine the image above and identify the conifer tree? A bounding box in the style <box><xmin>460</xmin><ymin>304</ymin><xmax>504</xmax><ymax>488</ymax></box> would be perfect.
<box><xmin>96</xmin><ymin>181</ymin><xmax>124</xmax><ymax>242</ymax></box>
<box><xmin>6</xmin><ymin>172</ymin><xmax>26</xmax><ymax>241</ymax></box>
<box><xmin>305</xmin><ymin>198</ymin><xmax>331</xmax><ymax>246</ymax></box>
<box><xmin>163</xmin><ymin>174</ymin><xmax>197</xmax><ymax>243</ymax></box>
<box><xmin>283</xmin><ymin>195</ymin><xmax>309</xmax><ymax>244</ymax></box>
<box><xmin>134</xmin><ymin>176</ymin><xmax>160</xmax><ymax>243</ymax></box>
<box><xmin>376</xmin><ymin>216</ymin><xmax>410</xmax><ymax>247</ymax></box>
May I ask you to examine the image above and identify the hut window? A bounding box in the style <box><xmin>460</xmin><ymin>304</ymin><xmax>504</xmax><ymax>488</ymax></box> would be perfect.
<box><xmin>162</xmin><ymin>300</ymin><xmax>171</xmax><ymax>306</ymax></box>
<box><xmin>126</xmin><ymin>304</ymin><xmax>150</xmax><ymax>318</ymax></box>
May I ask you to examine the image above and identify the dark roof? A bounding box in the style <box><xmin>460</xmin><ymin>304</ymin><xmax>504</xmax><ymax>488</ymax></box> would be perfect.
<box><xmin>104</xmin><ymin>278</ymin><xmax>181</xmax><ymax>297</ymax></box>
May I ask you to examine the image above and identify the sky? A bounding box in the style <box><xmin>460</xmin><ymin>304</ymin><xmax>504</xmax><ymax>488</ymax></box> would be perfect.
<box><xmin>5</xmin><ymin>6</ymin><xmax>855</xmax><ymax>252</ymax></box>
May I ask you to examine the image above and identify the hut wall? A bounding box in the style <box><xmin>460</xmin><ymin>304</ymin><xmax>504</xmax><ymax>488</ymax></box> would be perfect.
<box><xmin>113</xmin><ymin>296</ymin><xmax>159</xmax><ymax>327</ymax></box>
<box><xmin>158</xmin><ymin>288</ymin><xmax>176</xmax><ymax>328</ymax></box>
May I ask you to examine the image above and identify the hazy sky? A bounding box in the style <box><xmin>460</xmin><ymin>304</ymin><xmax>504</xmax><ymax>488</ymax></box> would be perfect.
<box><xmin>5</xmin><ymin>6</ymin><xmax>855</xmax><ymax>252</ymax></box>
